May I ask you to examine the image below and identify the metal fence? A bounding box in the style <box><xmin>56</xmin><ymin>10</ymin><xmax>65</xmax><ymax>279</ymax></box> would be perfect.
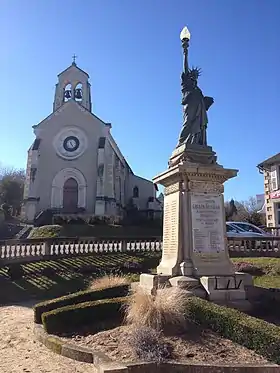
<box><xmin>1</xmin><ymin>235</ymin><xmax>280</xmax><ymax>265</ymax></box>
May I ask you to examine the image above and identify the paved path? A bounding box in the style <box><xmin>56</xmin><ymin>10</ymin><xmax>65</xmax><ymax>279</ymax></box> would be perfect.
<box><xmin>0</xmin><ymin>302</ymin><xmax>96</xmax><ymax>373</ymax></box>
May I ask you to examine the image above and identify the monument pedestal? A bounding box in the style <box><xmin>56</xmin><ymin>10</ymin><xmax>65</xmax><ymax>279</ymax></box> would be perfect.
<box><xmin>139</xmin><ymin>149</ymin><xmax>252</xmax><ymax>309</ymax></box>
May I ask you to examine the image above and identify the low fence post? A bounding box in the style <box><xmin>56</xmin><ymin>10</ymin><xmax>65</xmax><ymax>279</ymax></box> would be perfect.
<box><xmin>44</xmin><ymin>240</ymin><xmax>51</xmax><ymax>258</ymax></box>
<box><xmin>121</xmin><ymin>239</ymin><xmax>127</xmax><ymax>253</ymax></box>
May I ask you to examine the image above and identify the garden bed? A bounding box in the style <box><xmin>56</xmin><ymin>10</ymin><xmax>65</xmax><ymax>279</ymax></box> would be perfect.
<box><xmin>61</xmin><ymin>323</ymin><xmax>271</xmax><ymax>366</ymax></box>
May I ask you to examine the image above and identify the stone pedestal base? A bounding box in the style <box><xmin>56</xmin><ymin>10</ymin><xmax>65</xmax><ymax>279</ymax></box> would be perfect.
<box><xmin>139</xmin><ymin>274</ymin><xmax>207</xmax><ymax>299</ymax></box>
<box><xmin>200</xmin><ymin>272</ymin><xmax>253</xmax><ymax>303</ymax></box>
<box><xmin>139</xmin><ymin>274</ymin><xmax>170</xmax><ymax>295</ymax></box>
<box><xmin>168</xmin><ymin>143</ymin><xmax>218</xmax><ymax>168</ymax></box>
<box><xmin>139</xmin><ymin>272</ymin><xmax>253</xmax><ymax>310</ymax></box>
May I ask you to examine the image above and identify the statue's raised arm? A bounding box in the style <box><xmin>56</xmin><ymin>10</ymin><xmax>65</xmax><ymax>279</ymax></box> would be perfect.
<box><xmin>176</xmin><ymin>27</ymin><xmax>214</xmax><ymax>148</ymax></box>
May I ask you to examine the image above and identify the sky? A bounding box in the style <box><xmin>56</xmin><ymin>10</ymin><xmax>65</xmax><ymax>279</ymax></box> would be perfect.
<box><xmin>1</xmin><ymin>0</ymin><xmax>280</xmax><ymax>201</ymax></box>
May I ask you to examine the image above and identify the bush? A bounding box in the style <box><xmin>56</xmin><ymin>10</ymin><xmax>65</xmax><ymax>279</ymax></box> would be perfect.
<box><xmin>234</xmin><ymin>261</ymin><xmax>264</xmax><ymax>276</ymax></box>
<box><xmin>90</xmin><ymin>275</ymin><xmax>130</xmax><ymax>290</ymax></box>
<box><xmin>125</xmin><ymin>287</ymin><xmax>188</xmax><ymax>333</ymax></box>
<box><xmin>128</xmin><ymin>326</ymin><xmax>171</xmax><ymax>363</ymax></box>
<box><xmin>34</xmin><ymin>284</ymin><xmax>129</xmax><ymax>324</ymax></box>
<box><xmin>185</xmin><ymin>297</ymin><xmax>280</xmax><ymax>364</ymax></box>
<box><xmin>28</xmin><ymin>225</ymin><xmax>62</xmax><ymax>239</ymax></box>
<box><xmin>42</xmin><ymin>297</ymin><xmax>127</xmax><ymax>334</ymax></box>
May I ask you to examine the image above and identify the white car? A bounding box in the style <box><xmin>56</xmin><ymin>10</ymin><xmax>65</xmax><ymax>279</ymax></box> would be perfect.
<box><xmin>227</xmin><ymin>222</ymin><xmax>278</xmax><ymax>249</ymax></box>
<box><xmin>228</xmin><ymin>222</ymin><xmax>273</xmax><ymax>238</ymax></box>
<box><xmin>226</xmin><ymin>222</ymin><xmax>262</xmax><ymax>238</ymax></box>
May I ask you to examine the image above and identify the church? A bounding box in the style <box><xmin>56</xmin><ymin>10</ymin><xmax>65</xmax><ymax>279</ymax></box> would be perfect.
<box><xmin>22</xmin><ymin>59</ymin><xmax>160</xmax><ymax>223</ymax></box>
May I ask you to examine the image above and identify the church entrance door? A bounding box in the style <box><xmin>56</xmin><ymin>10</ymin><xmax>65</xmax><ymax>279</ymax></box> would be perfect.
<box><xmin>63</xmin><ymin>178</ymin><xmax>78</xmax><ymax>212</ymax></box>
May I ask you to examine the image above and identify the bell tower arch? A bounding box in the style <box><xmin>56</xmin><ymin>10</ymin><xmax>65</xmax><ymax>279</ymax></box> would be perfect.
<box><xmin>53</xmin><ymin>55</ymin><xmax>92</xmax><ymax>112</ymax></box>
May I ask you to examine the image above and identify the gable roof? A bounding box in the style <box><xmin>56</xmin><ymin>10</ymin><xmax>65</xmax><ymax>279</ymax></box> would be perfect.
<box><xmin>32</xmin><ymin>99</ymin><xmax>109</xmax><ymax>129</ymax></box>
<box><xmin>257</xmin><ymin>152</ymin><xmax>280</xmax><ymax>171</ymax></box>
<box><xmin>58</xmin><ymin>62</ymin><xmax>89</xmax><ymax>78</ymax></box>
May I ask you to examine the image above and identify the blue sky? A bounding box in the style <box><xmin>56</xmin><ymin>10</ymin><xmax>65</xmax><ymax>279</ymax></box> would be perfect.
<box><xmin>1</xmin><ymin>0</ymin><xmax>280</xmax><ymax>201</ymax></box>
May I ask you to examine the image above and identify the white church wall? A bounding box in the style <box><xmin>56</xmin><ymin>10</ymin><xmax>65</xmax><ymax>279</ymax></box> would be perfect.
<box><xmin>128</xmin><ymin>174</ymin><xmax>155</xmax><ymax>210</ymax></box>
<box><xmin>33</xmin><ymin>102</ymin><xmax>105</xmax><ymax>214</ymax></box>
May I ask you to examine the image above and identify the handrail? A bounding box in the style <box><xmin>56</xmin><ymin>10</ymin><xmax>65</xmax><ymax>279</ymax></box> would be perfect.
<box><xmin>1</xmin><ymin>235</ymin><xmax>280</xmax><ymax>265</ymax></box>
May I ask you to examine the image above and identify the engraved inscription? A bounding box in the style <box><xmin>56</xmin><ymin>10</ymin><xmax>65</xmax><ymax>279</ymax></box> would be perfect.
<box><xmin>163</xmin><ymin>194</ymin><xmax>179</xmax><ymax>257</ymax></box>
<box><xmin>191</xmin><ymin>193</ymin><xmax>225</xmax><ymax>254</ymax></box>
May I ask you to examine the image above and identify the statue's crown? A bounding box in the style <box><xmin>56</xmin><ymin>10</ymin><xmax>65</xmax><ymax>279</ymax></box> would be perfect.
<box><xmin>188</xmin><ymin>67</ymin><xmax>202</xmax><ymax>80</ymax></box>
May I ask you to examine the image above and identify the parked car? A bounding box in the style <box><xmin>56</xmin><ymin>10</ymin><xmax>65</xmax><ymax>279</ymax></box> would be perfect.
<box><xmin>226</xmin><ymin>222</ymin><xmax>262</xmax><ymax>238</ymax></box>
<box><xmin>227</xmin><ymin>222</ymin><xmax>278</xmax><ymax>249</ymax></box>
<box><xmin>228</xmin><ymin>222</ymin><xmax>273</xmax><ymax>237</ymax></box>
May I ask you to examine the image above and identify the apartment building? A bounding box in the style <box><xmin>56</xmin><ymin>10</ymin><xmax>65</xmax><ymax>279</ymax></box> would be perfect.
<box><xmin>257</xmin><ymin>152</ymin><xmax>280</xmax><ymax>227</ymax></box>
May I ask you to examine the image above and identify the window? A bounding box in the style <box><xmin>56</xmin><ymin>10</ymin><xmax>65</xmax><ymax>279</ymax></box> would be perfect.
<box><xmin>270</xmin><ymin>168</ymin><xmax>278</xmax><ymax>191</ymax></box>
<box><xmin>74</xmin><ymin>83</ymin><xmax>83</xmax><ymax>102</ymax></box>
<box><xmin>267</xmin><ymin>206</ymin><xmax>272</xmax><ymax>212</ymax></box>
<box><xmin>98</xmin><ymin>137</ymin><xmax>106</xmax><ymax>149</ymax></box>
<box><xmin>268</xmin><ymin>215</ymin><xmax>272</xmax><ymax>220</ymax></box>
<box><xmin>267</xmin><ymin>199</ymin><xmax>270</xmax><ymax>204</ymax></box>
<box><xmin>64</xmin><ymin>83</ymin><xmax>72</xmax><ymax>102</ymax></box>
<box><xmin>133</xmin><ymin>186</ymin><xmax>139</xmax><ymax>198</ymax></box>
<box><xmin>268</xmin><ymin>223</ymin><xmax>273</xmax><ymax>227</ymax></box>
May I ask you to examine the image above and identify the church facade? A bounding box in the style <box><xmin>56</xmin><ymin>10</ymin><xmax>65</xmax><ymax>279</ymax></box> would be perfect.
<box><xmin>23</xmin><ymin>61</ymin><xmax>159</xmax><ymax>223</ymax></box>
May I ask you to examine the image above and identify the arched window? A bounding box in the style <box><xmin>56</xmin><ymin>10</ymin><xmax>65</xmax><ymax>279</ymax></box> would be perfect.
<box><xmin>64</xmin><ymin>83</ymin><xmax>72</xmax><ymax>102</ymax></box>
<box><xmin>133</xmin><ymin>186</ymin><xmax>139</xmax><ymax>198</ymax></box>
<box><xmin>74</xmin><ymin>83</ymin><xmax>83</xmax><ymax>102</ymax></box>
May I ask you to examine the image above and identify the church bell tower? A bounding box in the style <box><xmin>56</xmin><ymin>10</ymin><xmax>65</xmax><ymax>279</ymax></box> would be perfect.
<box><xmin>53</xmin><ymin>55</ymin><xmax>92</xmax><ymax>112</ymax></box>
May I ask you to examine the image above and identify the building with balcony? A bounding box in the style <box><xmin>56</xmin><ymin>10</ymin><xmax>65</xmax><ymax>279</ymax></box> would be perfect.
<box><xmin>257</xmin><ymin>152</ymin><xmax>280</xmax><ymax>227</ymax></box>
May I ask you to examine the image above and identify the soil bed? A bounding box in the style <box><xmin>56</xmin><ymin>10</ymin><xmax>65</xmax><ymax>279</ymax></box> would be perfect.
<box><xmin>61</xmin><ymin>323</ymin><xmax>273</xmax><ymax>365</ymax></box>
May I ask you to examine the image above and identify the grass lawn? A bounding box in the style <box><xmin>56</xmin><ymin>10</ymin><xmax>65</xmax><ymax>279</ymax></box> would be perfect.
<box><xmin>0</xmin><ymin>252</ymin><xmax>161</xmax><ymax>304</ymax></box>
<box><xmin>0</xmin><ymin>255</ymin><xmax>279</xmax><ymax>304</ymax></box>
<box><xmin>232</xmin><ymin>257</ymin><xmax>280</xmax><ymax>288</ymax></box>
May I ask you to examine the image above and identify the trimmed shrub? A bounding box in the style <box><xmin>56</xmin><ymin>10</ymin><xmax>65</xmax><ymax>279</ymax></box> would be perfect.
<box><xmin>42</xmin><ymin>296</ymin><xmax>127</xmax><ymax>334</ymax></box>
<box><xmin>34</xmin><ymin>284</ymin><xmax>129</xmax><ymax>324</ymax></box>
<box><xmin>28</xmin><ymin>225</ymin><xmax>62</xmax><ymax>239</ymax></box>
<box><xmin>128</xmin><ymin>326</ymin><xmax>171</xmax><ymax>362</ymax></box>
<box><xmin>186</xmin><ymin>297</ymin><xmax>280</xmax><ymax>364</ymax></box>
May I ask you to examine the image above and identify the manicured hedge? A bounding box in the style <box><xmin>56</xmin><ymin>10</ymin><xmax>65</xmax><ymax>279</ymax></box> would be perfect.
<box><xmin>34</xmin><ymin>284</ymin><xmax>129</xmax><ymax>324</ymax></box>
<box><xmin>186</xmin><ymin>297</ymin><xmax>280</xmax><ymax>364</ymax></box>
<box><xmin>42</xmin><ymin>296</ymin><xmax>127</xmax><ymax>335</ymax></box>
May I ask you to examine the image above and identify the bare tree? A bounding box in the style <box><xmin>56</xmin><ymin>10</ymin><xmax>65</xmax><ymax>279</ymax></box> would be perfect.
<box><xmin>225</xmin><ymin>196</ymin><xmax>265</xmax><ymax>226</ymax></box>
<box><xmin>0</xmin><ymin>165</ymin><xmax>25</xmax><ymax>216</ymax></box>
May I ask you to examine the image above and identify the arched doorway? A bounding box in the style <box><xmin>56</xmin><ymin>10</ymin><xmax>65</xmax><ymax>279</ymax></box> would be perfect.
<box><xmin>63</xmin><ymin>178</ymin><xmax>78</xmax><ymax>212</ymax></box>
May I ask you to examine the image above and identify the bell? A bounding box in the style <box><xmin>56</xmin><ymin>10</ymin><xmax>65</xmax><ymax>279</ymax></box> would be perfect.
<box><xmin>75</xmin><ymin>88</ymin><xmax>82</xmax><ymax>99</ymax></box>
<box><xmin>64</xmin><ymin>90</ymin><xmax>71</xmax><ymax>99</ymax></box>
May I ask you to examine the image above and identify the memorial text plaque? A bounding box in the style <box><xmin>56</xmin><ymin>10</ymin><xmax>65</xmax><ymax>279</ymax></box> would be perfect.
<box><xmin>163</xmin><ymin>193</ymin><xmax>179</xmax><ymax>258</ymax></box>
<box><xmin>191</xmin><ymin>193</ymin><xmax>225</xmax><ymax>254</ymax></box>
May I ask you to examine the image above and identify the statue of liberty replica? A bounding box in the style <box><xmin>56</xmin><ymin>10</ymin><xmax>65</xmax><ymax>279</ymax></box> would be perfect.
<box><xmin>170</xmin><ymin>27</ymin><xmax>217</xmax><ymax>166</ymax></box>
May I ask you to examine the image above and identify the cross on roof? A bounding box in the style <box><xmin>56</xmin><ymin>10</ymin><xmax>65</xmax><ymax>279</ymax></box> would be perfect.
<box><xmin>72</xmin><ymin>54</ymin><xmax>77</xmax><ymax>64</ymax></box>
